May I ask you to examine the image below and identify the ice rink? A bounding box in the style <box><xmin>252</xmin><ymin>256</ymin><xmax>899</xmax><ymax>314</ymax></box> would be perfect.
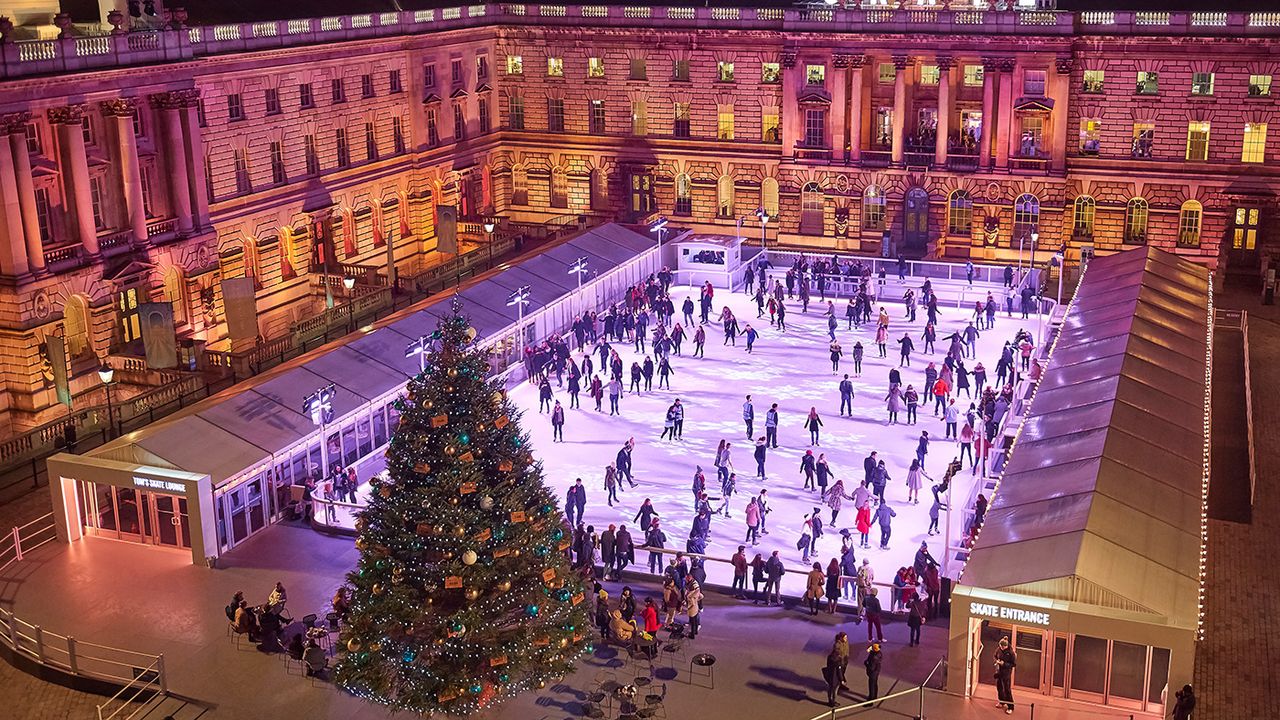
<box><xmin>505</xmin><ymin>280</ymin><xmax>1038</xmax><ymax>598</ymax></box>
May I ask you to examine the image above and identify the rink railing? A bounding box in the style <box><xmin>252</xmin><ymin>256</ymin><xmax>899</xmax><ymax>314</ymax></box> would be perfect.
<box><xmin>803</xmin><ymin>657</ymin><xmax>947</xmax><ymax>720</ymax></box>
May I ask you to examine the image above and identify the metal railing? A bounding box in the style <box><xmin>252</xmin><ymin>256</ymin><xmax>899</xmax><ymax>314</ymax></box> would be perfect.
<box><xmin>802</xmin><ymin>657</ymin><xmax>947</xmax><ymax>720</ymax></box>
<box><xmin>0</xmin><ymin>514</ymin><xmax>167</xmax><ymax>713</ymax></box>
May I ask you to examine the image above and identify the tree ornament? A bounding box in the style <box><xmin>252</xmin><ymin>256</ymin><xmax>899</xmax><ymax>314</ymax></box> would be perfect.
<box><xmin>496</xmin><ymin>579</ymin><xmax>512</xmax><ymax>593</ymax></box>
<box><xmin>372</xmin><ymin>583</ymin><xmax>385</xmax><ymax>595</ymax></box>
<box><xmin>348</xmin><ymin>638</ymin><xmax>362</xmax><ymax>652</ymax></box>
<box><xmin>480</xmin><ymin>495</ymin><xmax>495</xmax><ymax>510</ymax></box>
<box><xmin>462</xmin><ymin>550</ymin><xmax>478</xmax><ymax>565</ymax></box>
<box><xmin>369</xmin><ymin>640</ymin><xmax>383</xmax><ymax>652</ymax></box>
<box><xmin>464</xmin><ymin>587</ymin><xmax>481</xmax><ymax>601</ymax></box>
<box><xmin>453</xmin><ymin>525</ymin><xmax>466</xmax><ymax>537</ymax></box>
<box><xmin>525</xmin><ymin>604</ymin><xmax>540</xmax><ymax>617</ymax></box>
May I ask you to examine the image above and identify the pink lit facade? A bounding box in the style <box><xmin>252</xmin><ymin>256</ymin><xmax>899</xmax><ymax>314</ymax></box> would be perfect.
<box><xmin>0</xmin><ymin>4</ymin><xmax>1277</xmax><ymax>424</ymax></box>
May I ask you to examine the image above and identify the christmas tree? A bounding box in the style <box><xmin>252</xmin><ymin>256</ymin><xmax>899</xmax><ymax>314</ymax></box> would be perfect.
<box><xmin>335</xmin><ymin>298</ymin><xmax>593</xmax><ymax>715</ymax></box>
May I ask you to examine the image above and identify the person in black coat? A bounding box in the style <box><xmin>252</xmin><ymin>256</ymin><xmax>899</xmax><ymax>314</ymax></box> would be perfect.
<box><xmin>864</xmin><ymin>644</ymin><xmax>882</xmax><ymax>701</ymax></box>
<box><xmin>1172</xmin><ymin>684</ymin><xmax>1196</xmax><ymax>720</ymax></box>
<box><xmin>994</xmin><ymin>636</ymin><xmax>1018</xmax><ymax>713</ymax></box>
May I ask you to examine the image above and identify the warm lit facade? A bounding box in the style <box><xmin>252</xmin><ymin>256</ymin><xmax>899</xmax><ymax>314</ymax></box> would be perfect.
<box><xmin>0</xmin><ymin>3</ymin><xmax>1277</xmax><ymax>425</ymax></box>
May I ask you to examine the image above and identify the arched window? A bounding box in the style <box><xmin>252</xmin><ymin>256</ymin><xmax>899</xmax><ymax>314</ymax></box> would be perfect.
<box><xmin>761</xmin><ymin>177</ymin><xmax>780</xmax><ymax>217</ymax></box>
<box><xmin>381</xmin><ymin>196</ymin><xmax>401</xmax><ymax>246</ymax></box>
<box><xmin>947</xmin><ymin>189</ymin><xmax>973</xmax><ymax>236</ymax></box>
<box><xmin>550</xmin><ymin>167</ymin><xmax>568</xmax><ymax>208</ymax></box>
<box><xmin>674</xmin><ymin>174</ymin><xmax>692</xmax><ymax>215</ymax></box>
<box><xmin>590</xmin><ymin>169</ymin><xmax>608</xmax><ymax>211</ymax></box>
<box><xmin>1125</xmin><ymin>197</ymin><xmax>1148</xmax><ymax>244</ymax></box>
<box><xmin>717</xmin><ymin>176</ymin><xmax>734</xmax><ymax>218</ymax></box>
<box><xmin>164</xmin><ymin>267</ymin><xmax>189</xmax><ymax>326</ymax></box>
<box><xmin>63</xmin><ymin>295</ymin><xmax>91</xmax><ymax>360</ymax></box>
<box><xmin>862</xmin><ymin>184</ymin><xmax>885</xmax><ymax>230</ymax></box>
<box><xmin>1178</xmin><ymin>200</ymin><xmax>1202</xmax><ymax>247</ymax></box>
<box><xmin>280</xmin><ymin>226</ymin><xmax>302</xmax><ymax>280</ymax></box>
<box><xmin>801</xmin><ymin>182</ymin><xmax>824</xmax><ymax>233</ymax></box>
<box><xmin>510</xmin><ymin>165</ymin><xmax>528</xmax><ymax>205</ymax></box>
<box><xmin>1072</xmin><ymin>195</ymin><xmax>1096</xmax><ymax>237</ymax></box>
<box><xmin>1013</xmin><ymin>193</ymin><xmax>1039</xmax><ymax>241</ymax></box>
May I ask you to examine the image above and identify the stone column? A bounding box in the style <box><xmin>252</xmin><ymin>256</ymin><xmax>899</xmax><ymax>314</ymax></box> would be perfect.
<box><xmin>994</xmin><ymin>59</ymin><xmax>1015</xmax><ymax>170</ymax></box>
<box><xmin>151</xmin><ymin>92</ymin><xmax>194</xmax><ymax>233</ymax></box>
<box><xmin>848</xmin><ymin>56</ymin><xmax>865</xmax><ymax>163</ymax></box>
<box><xmin>2</xmin><ymin>111</ymin><xmax>41</xmax><ymax>273</ymax></box>
<box><xmin>100</xmin><ymin>98</ymin><xmax>147</xmax><ymax>244</ymax></box>
<box><xmin>0</xmin><ymin>118</ymin><xmax>30</xmax><ymax>276</ymax></box>
<box><xmin>832</xmin><ymin>53</ymin><xmax>851</xmax><ymax>161</ymax></box>
<box><xmin>48</xmin><ymin>104</ymin><xmax>99</xmax><ymax>256</ymax></box>
<box><xmin>979</xmin><ymin>58</ymin><xmax>998</xmax><ymax>170</ymax></box>
<box><xmin>891</xmin><ymin>55</ymin><xmax>910</xmax><ymax>165</ymax></box>
<box><xmin>935</xmin><ymin>57</ymin><xmax>955</xmax><ymax>167</ymax></box>
<box><xmin>178</xmin><ymin>89</ymin><xmax>209</xmax><ymax>230</ymax></box>
<box><xmin>780</xmin><ymin>50</ymin><xmax>800</xmax><ymax>159</ymax></box>
<box><xmin>1051</xmin><ymin>57</ymin><xmax>1072</xmax><ymax>173</ymax></box>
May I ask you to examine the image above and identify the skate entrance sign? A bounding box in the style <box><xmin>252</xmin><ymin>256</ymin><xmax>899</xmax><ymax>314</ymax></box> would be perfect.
<box><xmin>969</xmin><ymin>602</ymin><xmax>1051</xmax><ymax>626</ymax></box>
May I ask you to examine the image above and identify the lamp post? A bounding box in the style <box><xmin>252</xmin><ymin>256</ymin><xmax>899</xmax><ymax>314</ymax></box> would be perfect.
<box><xmin>507</xmin><ymin>285</ymin><xmax>531</xmax><ymax>351</ymax></box>
<box><xmin>483</xmin><ymin>217</ymin><xmax>498</xmax><ymax>269</ymax></box>
<box><xmin>97</xmin><ymin>364</ymin><xmax>115</xmax><ymax>439</ymax></box>
<box><xmin>303</xmin><ymin>383</ymin><xmax>337</xmax><ymax>478</ymax></box>
<box><xmin>1053</xmin><ymin>249</ymin><xmax>1065</xmax><ymax>307</ymax></box>
<box><xmin>756</xmin><ymin>207</ymin><xmax>770</xmax><ymax>254</ymax></box>
<box><xmin>406</xmin><ymin>335</ymin><xmax>434</xmax><ymax>373</ymax></box>
<box><xmin>343</xmin><ymin>275</ymin><xmax>356</xmax><ymax>331</ymax></box>
<box><xmin>648</xmin><ymin>216</ymin><xmax>668</xmax><ymax>272</ymax></box>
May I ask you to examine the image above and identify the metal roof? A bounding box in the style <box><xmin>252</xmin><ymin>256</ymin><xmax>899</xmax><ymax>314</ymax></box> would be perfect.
<box><xmin>960</xmin><ymin>246</ymin><xmax>1209</xmax><ymax>629</ymax></box>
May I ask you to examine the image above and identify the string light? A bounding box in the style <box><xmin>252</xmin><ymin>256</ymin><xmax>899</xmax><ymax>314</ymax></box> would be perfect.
<box><xmin>1197</xmin><ymin>272</ymin><xmax>1213</xmax><ymax>640</ymax></box>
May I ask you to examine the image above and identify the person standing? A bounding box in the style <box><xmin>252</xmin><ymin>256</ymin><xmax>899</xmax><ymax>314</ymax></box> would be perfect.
<box><xmin>645</xmin><ymin>521</ymin><xmax>667</xmax><ymax>574</ymax></box>
<box><xmin>608</xmin><ymin>376</ymin><xmax>622</xmax><ymax>416</ymax></box>
<box><xmin>692</xmin><ymin>324</ymin><xmax>706</xmax><ymax>358</ymax></box>
<box><xmin>839</xmin><ymin>374</ymin><xmax>854</xmax><ymax>416</ymax></box>
<box><xmin>754</xmin><ymin>438</ymin><xmax>768</xmax><ymax>481</ymax></box>
<box><xmin>907</xmin><ymin>591</ymin><xmax>926</xmax><ymax>647</ymax></box>
<box><xmin>615</xmin><ymin>524</ymin><xmax>634</xmax><ymax>578</ymax></box>
<box><xmin>616</xmin><ymin>440</ymin><xmax>636</xmax><ymax>488</ymax></box>
<box><xmin>657</xmin><ymin>355</ymin><xmax>674</xmax><ymax>389</ymax></box>
<box><xmin>731</xmin><ymin>545</ymin><xmax>749</xmax><ymax>599</ymax></box>
<box><xmin>823</xmin><ymin>649</ymin><xmax>843</xmax><ymax>707</ymax></box>
<box><xmin>1172</xmin><ymin>685</ymin><xmax>1196</xmax><ymax>720</ymax></box>
<box><xmin>829</xmin><ymin>341</ymin><xmax>843</xmax><ymax>373</ymax></box>
<box><xmin>906</xmin><ymin>458</ymin><xmax>930</xmax><ymax>505</ymax></box>
<box><xmin>743</xmin><ymin>395</ymin><xmax>755</xmax><ymax>439</ymax></box>
<box><xmin>573</xmin><ymin>479</ymin><xmax>587</xmax><ymax>527</ymax></box>
<box><xmin>604</xmin><ymin>463</ymin><xmax>619</xmax><ymax>507</ymax></box>
<box><xmin>800</xmin><ymin>449</ymin><xmax>817</xmax><ymax>491</ymax></box>
<box><xmin>944</xmin><ymin>399</ymin><xmax>960</xmax><ymax>439</ymax></box>
<box><xmin>685</xmin><ymin>580</ymin><xmax>704</xmax><ymax>639</ymax></box>
<box><xmin>550</xmin><ymin>400</ymin><xmax>566</xmax><ymax>442</ymax></box>
<box><xmin>875</xmin><ymin>500</ymin><xmax>896</xmax><ymax>549</ymax></box>
<box><xmin>864</xmin><ymin>643</ymin><xmax>883</xmax><ymax>702</ymax></box>
<box><xmin>863</xmin><ymin>588</ymin><xmax>885</xmax><ymax>642</ymax></box>
<box><xmin>745</xmin><ymin>323</ymin><xmax>759</xmax><ymax>354</ymax></box>
<box><xmin>634</xmin><ymin>497</ymin><xmax>659</xmax><ymax>533</ymax></box>
<box><xmin>805</xmin><ymin>561</ymin><xmax>826</xmax><ymax>616</ymax></box>
<box><xmin>806</xmin><ymin>407</ymin><xmax>824</xmax><ymax>445</ymax></box>
<box><xmin>718</xmin><ymin>472</ymin><xmax>737</xmax><ymax>517</ymax></box>
<box><xmin>766</xmin><ymin>403</ymin><xmax>780</xmax><ymax>448</ymax></box>
<box><xmin>897</xmin><ymin>333</ymin><xmax>914</xmax><ymax>367</ymax></box>
<box><xmin>852</xmin><ymin>341</ymin><xmax>864</xmax><ymax>377</ymax></box>
<box><xmin>565</xmin><ymin>482</ymin><xmax>580</xmax><ymax>527</ymax></box>
<box><xmin>745</xmin><ymin>498</ymin><xmax>761</xmax><ymax>545</ymax></box>
<box><xmin>764</xmin><ymin>550</ymin><xmax>785</xmax><ymax>606</ymax></box>
<box><xmin>994</xmin><ymin>636</ymin><xmax>1018</xmax><ymax>714</ymax></box>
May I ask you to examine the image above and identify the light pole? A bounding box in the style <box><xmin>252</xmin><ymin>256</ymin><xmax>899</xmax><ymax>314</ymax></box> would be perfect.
<box><xmin>568</xmin><ymin>255</ymin><xmax>588</xmax><ymax>294</ymax></box>
<box><xmin>406</xmin><ymin>334</ymin><xmax>434</xmax><ymax>373</ymax></box>
<box><xmin>304</xmin><ymin>384</ymin><xmax>337</xmax><ymax>478</ymax></box>
<box><xmin>1053</xmin><ymin>249</ymin><xmax>1065</xmax><ymax>307</ymax></box>
<box><xmin>97</xmin><ymin>364</ymin><xmax>115</xmax><ymax>439</ymax></box>
<box><xmin>343</xmin><ymin>275</ymin><xmax>356</xmax><ymax>331</ymax></box>
<box><xmin>756</xmin><ymin>207</ymin><xmax>770</xmax><ymax>254</ymax></box>
<box><xmin>483</xmin><ymin>217</ymin><xmax>498</xmax><ymax>269</ymax></box>
<box><xmin>648</xmin><ymin>216</ymin><xmax>668</xmax><ymax>272</ymax></box>
<box><xmin>507</xmin><ymin>285</ymin><xmax>531</xmax><ymax>352</ymax></box>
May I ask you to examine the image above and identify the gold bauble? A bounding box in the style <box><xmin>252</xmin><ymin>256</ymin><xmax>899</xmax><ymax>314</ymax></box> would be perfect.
<box><xmin>511</xmin><ymin>549</ymin><xmax>521</xmax><ymax>558</ymax></box>
<box><xmin>392</xmin><ymin>565</ymin><xmax>404</xmax><ymax>575</ymax></box>
<box><xmin>369</xmin><ymin>641</ymin><xmax>383</xmax><ymax>652</ymax></box>
<box><xmin>372</xmin><ymin>583</ymin><xmax>385</xmax><ymax>595</ymax></box>
<box><xmin>453</xmin><ymin>525</ymin><xmax>466</xmax><ymax>537</ymax></box>
<box><xmin>537</xmin><ymin>680</ymin><xmax>546</xmax><ymax>689</ymax></box>
<box><xmin>449</xmin><ymin>497</ymin><xmax>459</xmax><ymax>505</ymax></box>
<box><xmin>348</xmin><ymin>638</ymin><xmax>362</xmax><ymax>652</ymax></box>
<box><xmin>559</xmin><ymin>638</ymin><xmax>569</xmax><ymax>648</ymax></box>
<box><xmin>445</xmin><ymin>446</ymin><xmax>456</xmax><ymax>456</ymax></box>
<box><xmin>448</xmin><ymin>368</ymin><xmax>458</xmax><ymax>377</ymax></box>
<box><xmin>496</xmin><ymin>579</ymin><xmax>512</xmax><ymax>593</ymax></box>
<box><xmin>425</xmin><ymin>596</ymin><xmax>435</xmax><ymax>606</ymax></box>
<box><xmin>465</xmin><ymin>588</ymin><xmax>481</xmax><ymax>601</ymax></box>
<box><xmin>355</xmin><ymin>537</ymin><xmax>367</xmax><ymax>551</ymax></box>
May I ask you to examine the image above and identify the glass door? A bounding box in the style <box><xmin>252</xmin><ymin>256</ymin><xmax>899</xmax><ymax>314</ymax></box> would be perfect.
<box><xmin>1230</xmin><ymin>207</ymin><xmax>1260</xmax><ymax>266</ymax></box>
<box><xmin>1013</xmin><ymin>629</ymin><xmax>1045</xmax><ymax>691</ymax></box>
<box><xmin>151</xmin><ymin>494</ymin><xmax>190</xmax><ymax>549</ymax></box>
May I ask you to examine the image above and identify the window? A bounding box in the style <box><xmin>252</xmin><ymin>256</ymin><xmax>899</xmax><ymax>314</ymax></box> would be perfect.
<box><xmin>674</xmin><ymin>174</ymin><xmax>692</xmax><ymax>214</ymax></box>
<box><xmin>81</xmin><ymin>115</ymin><xmax>94</xmax><ymax>145</ymax></box>
<box><xmin>673</xmin><ymin>59</ymin><xmax>690</xmax><ymax>82</ymax></box>
<box><xmin>131</xmin><ymin>110</ymin><xmax>145</xmax><ymax>138</ymax></box>
<box><xmin>331</xmin><ymin>78</ymin><xmax>346</xmax><ymax>103</ymax></box>
<box><xmin>761</xmin><ymin>177</ymin><xmax>780</xmax><ymax>217</ymax></box>
<box><xmin>862</xmin><ymin>186</ymin><xmax>885</xmax><ymax>230</ymax></box>
<box><xmin>589</xmin><ymin>100</ymin><xmax>606</xmax><ymax>134</ymax></box>
<box><xmin>948</xmin><ymin>190</ymin><xmax>973</xmax><ymax>236</ymax></box>
<box><xmin>631</xmin><ymin>101</ymin><xmax>647</xmax><ymax>136</ymax></box>
<box><xmin>1023</xmin><ymin>69</ymin><xmax>1047</xmax><ymax>97</ymax></box>
<box><xmin>264</xmin><ymin>88</ymin><xmax>280</xmax><ymax>115</ymax></box>
<box><xmin>1081</xmin><ymin>69</ymin><xmax>1104</xmax><ymax>94</ymax></box>
<box><xmin>1243</xmin><ymin>122</ymin><xmax>1267</xmax><ymax>163</ymax></box>
<box><xmin>197</xmin><ymin>100</ymin><xmax>207</xmax><ymax>127</ymax></box>
<box><xmin>304</xmin><ymin>134</ymin><xmax>319</xmax><ymax>175</ymax></box>
<box><xmin>1132</xmin><ymin>123</ymin><xmax>1155</xmax><ymax>158</ymax></box>
<box><xmin>1072</xmin><ymin>195</ymin><xmax>1096</xmax><ymax>236</ymax></box>
<box><xmin>588</xmin><ymin>57</ymin><xmax>606</xmax><ymax>79</ymax></box>
<box><xmin>336</xmin><ymin>128</ymin><xmax>350</xmax><ymax>167</ymax></box>
<box><xmin>1019</xmin><ymin>116</ymin><xmax>1044</xmax><ymax>157</ymax></box>
<box><xmin>1178</xmin><ymin>200</ymin><xmax>1202</xmax><ymax>247</ymax></box>
<box><xmin>1233</xmin><ymin>207</ymin><xmax>1260</xmax><ymax>251</ymax></box>
<box><xmin>299</xmin><ymin>83</ymin><xmax>314</xmax><ymax>109</ymax></box>
<box><xmin>478</xmin><ymin>98</ymin><xmax>490</xmax><ymax>133</ymax></box>
<box><xmin>546</xmin><ymin>57</ymin><xmax>563</xmax><ymax>77</ymax></box>
<box><xmin>920</xmin><ymin>65</ymin><xmax>940</xmax><ymax>86</ymax></box>
<box><xmin>227</xmin><ymin>93</ymin><xmax>245</xmax><ymax>121</ymax></box>
<box><xmin>717</xmin><ymin>108</ymin><xmax>735</xmax><ymax>140</ymax></box>
<box><xmin>673</xmin><ymin>103</ymin><xmax>691</xmax><ymax>138</ymax></box>
<box><xmin>392</xmin><ymin>117</ymin><xmax>405</xmax><ymax>153</ymax></box>
<box><xmin>547</xmin><ymin>98</ymin><xmax>564</xmax><ymax>132</ymax></box>
<box><xmin>1136</xmin><ymin>71</ymin><xmax>1158</xmax><ymax>95</ymax></box>
<box><xmin>1249</xmin><ymin>74</ymin><xmax>1272</xmax><ymax>97</ymax></box>
<box><xmin>806</xmin><ymin>64</ymin><xmax>826</xmax><ymax>86</ymax></box>
<box><xmin>453</xmin><ymin>104</ymin><xmax>466</xmax><ymax>140</ymax></box>
<box><xmin>511</xmin><ymin>166</ymin><xmax>528</xmax><ymax>205</ymax></box>
<box><xmin>389</xmin><ymin>70</ymin><xmax>402</xmax><ymax>93</ymax></box>
<box><xmin>24</xmin><ymin>122</ymin><xmax>39</xmax><ymax>154</ymax></box>
<box><xmin>963</xmin><ymin>64</ymin><xmax>984</xmax><ymax>87</ymax></box>
<box><xmin>140</xmin><ymin>167</ymin><xmax>154</xmax><ymax>217</ymax></box>
<box><xmin>1124</xmin><ymin>198</ymin><xmax>1148</xmax><ymax>244</ymax></box>
<box><xmin>475</xmin><ymin>55</ymin><xmax>489</xmax><ymax>81</ymax></box>
<box><xmin>204</xmin><ymin>161</ymin><xmax>214</xmax><ymax>202</ymax></box>
<box><xmin>630</xmin><ymin>58</ymin><xmax>647</xmax><ymax>80</ymax></box>
<box><xmin>802</xmin><ymin>182</ymin><xmax>824</xmax><ymax>232</ymax></box>
<box><xmin>878</xmin><ymin>63</ymin><xmax>895</xmax><ymax>84</ymax></box>
<box><xmin>426</xmin><ymin>108</ymin><xmax>439</xmax><ymax>146</ymax></box>
<box><xmin>1079</xmin><ymin>119</ymin><xmax>1101</xmax><ymax>155</ymax></box>
<box><xmin>718</xmin><ymin>61</ymin><xmax>735</xmax><ymax>83</ymax></box>
<box><xmin>508</xmin><ymin>96</ymin><xmax>525</xmax><ymax>130</ymax></box>
<box><xmin>873</xmin><ymin>108</ymin><xmax>893</xmax><ymax>148</ymax></box>
<box><xmin>1191</xmin><ymin>72</ymin><xmax>1214</xmax><ymax>96</ymax></box>
<box><xmin>365</xmin><ymin>122</ymin><xmax>378</xmax><ymax>160</ymax></box>
<box><xmin>717</xmin><ymin>176</ymin><xmax>734</xmax><ymax>218</ymax></box>
<box><xmin>234</xmin><ymin>148</ymin><xmax>251</xmax><ymax>193</ymax></box>
<box><xmin>34</xmin><ymin>188</ymin><xmax>51</xmax><ymax>243</ymax></box>
<box><xmin>506</xmin><ymin>56</ymin><xmax>523</xmax><ymax>75</ymax></box>
<box><xmin>761</xmin><ymin>62</ymin><xmax>780</xmax><ymax>84</ymax></box>
<box><xmin>762</xmin><ymin>110</ymin><xmax>780</xmax><ymax>143</ymax></box>
<box><xmin>89</xmin><ymin>175</ymin><xmax>107</xmax><ymax>231</ymax></box>
<box><xmin>1186</xmin><ymin>121</ymin><xmax>1210</xmax><ymax>161</ymax></box>
<box><xmin>451</xmin><ymin>59</ymin><xmax>463</xmax><ymax>85</ymax></box>
<box><xmin>269</xmin><ymin>141</ymin><xmax>286</xmax><ymax>184</ymax></box>
<box><xmin>803</xmin><ymin>108</ymin><xmax>825</xmax><ymax>147</ymax></box>
<box><xmin>1013</xmin><ymin>193</ymin><xmax>1039</xmax><ymax>240</ymax></box>
<box><xmin>423</xmin><ymin>63</ymin><xmax>437</xmax><ymax>90</ymax></box>
<box><xmin>361</xmin><ymin>74</ymin><xmax>375</xmax><ymax>98</ymax></box>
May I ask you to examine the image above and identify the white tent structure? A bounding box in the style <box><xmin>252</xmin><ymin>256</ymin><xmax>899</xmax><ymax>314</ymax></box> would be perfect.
<box><xmin>947</xmin><ymin>246</ymin><xmax>1211</xmax><ymax>716</ymax></box>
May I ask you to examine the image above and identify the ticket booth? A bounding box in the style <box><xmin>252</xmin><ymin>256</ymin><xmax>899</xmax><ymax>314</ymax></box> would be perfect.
<box><xmin>674</xmin><ymin>233</ymin><xmax>744</xmax><ymax>289</ymax></box>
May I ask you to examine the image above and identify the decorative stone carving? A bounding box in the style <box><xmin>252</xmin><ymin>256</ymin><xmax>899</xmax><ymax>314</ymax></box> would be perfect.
<box><xmin>781</xmin><ymin>50</ymin><xmax>797</xmax><ymax>69</ymax></box>
<box><xmin>893</xmin><ymin>55</ymin><xmax>912</xmax><ymax>71</ymax></box>
<box><xmin>99</xmin><ymin>97</ymin><xmax>138</xmax><ymax>117</ymax></box>
<box><xmin>0</xmin><ymin>110</ymin><xmax>30</xmax><ymax>135</ymax></box>
<box><xmin>935</xmin><ymin>56</ymin><xmax>956</xmax><ymax>71</ymax></box>
<box><xmin>150</xmin><ymin>90</ymin><xmax>200</xmax><ymax>111</ymax></box>
<box><xmin>1055</xmin><ymin>57</ymin><xmax>1073</xmax><ymax>75</ymax></box>
<box><xmin>833</xmin><ymin>53</ymin><xmax>853</xmax><ymax>69</ymax></box>
<box><xmin>46</xmin><ymin>104</ymin><xmax>85</xmax><ymax>125</ymax></box>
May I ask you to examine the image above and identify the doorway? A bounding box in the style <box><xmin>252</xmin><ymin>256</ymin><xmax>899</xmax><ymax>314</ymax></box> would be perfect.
<box><xmin>630</xmin><ymin>173</ymin><xmax>654</xmax><ymax>214</ymax></box>
<box><xmin>1229</xmin><ymin>206</ymin><xmax>1260</xmax><ymax>267</ymax></box>
<box><xmin>904</xmin><ymin>187</ymin><xmax>930</xmax><ymax>252</ymax></box>
<box><xmin>79</xmin><ymin>482</ymin><xmax>190</xmax><ymax>550</ymax></box>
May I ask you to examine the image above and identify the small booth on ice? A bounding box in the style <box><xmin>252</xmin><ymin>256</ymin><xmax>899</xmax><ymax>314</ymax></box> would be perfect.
<box><xmin>673</xmin><ymin>233</ymin><xmax>747</xmax><ymax>289</ymax></box>
<box><xmin>945</xmin><ymin>247</ymin><xmax>1211</xmax><ymax>717</ymax></box>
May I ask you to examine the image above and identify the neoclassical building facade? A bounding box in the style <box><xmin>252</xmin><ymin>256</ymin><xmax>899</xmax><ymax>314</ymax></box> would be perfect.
<box><xmin>0</xmin><ymin>3</ymin><xmax>1277</xmax><ymax>424</ymax></box>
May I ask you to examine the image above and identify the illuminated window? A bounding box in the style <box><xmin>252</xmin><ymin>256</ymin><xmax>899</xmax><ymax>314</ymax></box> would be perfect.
<box><xmin>761</xmin><ymin>62</ymin><xmax>780</xmax><ymax>84</ymax></box>
<box><xmin>631</xmin><ymin>101</ymin><xmax>647</xmax><ymax>136</ymax></box>
<box><xmin>878</xmin><ymin>63</ymin><xmax>895</xmax><ymax>84</ymax></box>
<box><xmin>762</xmin><ymin>110</ymin><xmax>780</xmax><ymax>143</ymax></box>
<box><xmin>506</xmin><ymin>56</ymin><xmax>523</xmax><ymax>75</ymax></box>
<box><xmin>948</xmin><ymin>190</ymin><xmax>973</xmax><ymax>236</ymax></box>
<box><xmin>717</xmin><ymin>108</ymin><xmax>735</xmax><ymax>140</ymax></box>
<box><xmin>1185</xmin><ymin>121</ymin><xmax>1210</xmax><ymax>161</ymax></box>
<box><xmin>762</xmin><ymin>177</ymin><xmax>779</xmax><ymax>217</ymax></box>
<box><xmin>807</xmin><ymin>64</ymin><xmax>826</xmax><ymax>86</ymax></box>
<box><xmin>1249</xmin><ymin>74</ymin><xmax>1272</xmax><ymax>97</ymax></box>
<box><xmin>963</xmin><ymin>64</ymin><xmax>984</xmax><ymax>87</ymax></box>
<box><xmin>674</xmin><ymin>174</ymin><xmax>692</xmax><ymax>215</ymax></box>
<box><xmin>1242</xmin><ymin>122</ymin><xmax>1267</xmax><ymax>163</ymax></box>
<box><xmin>588</xmin><ymin>57</ymin><xmax>606</xmax><ymax>79</ymax></box>
<box><xmin>717</xmin><ymin>176</ymin><xmax>734</xmax><ymax>218</ymax></box>
<box><xmin>1072</xmin><ymin>195</ymin><xmax>1096</xmax><ymax>236</ymax></box>
<box><xmin>1079</xmin><ymin>119</ymin><xmax>1101</xmax><ymax>155</ymax></box>
<box><xmin>1178</xmin><ymin>200</ymin><xmax>1202</xmax><ymax>247</ymax></box>
<box><xmin>718</xmin><ymin>61</ymin><xmax>735</xmax><ymax>83</ymax></box>
<box><xmin>1013</xmin><ymin>193</ymin><xmax>1039</xmax><ymax>240</ymax></box>
<box><xmin>674</xmin><ymin>103</ymin><xmax>691</xmax><ymax>138</ymax></box>
<box><xmin>919</xmin><ymin>65</ymin><xmax>940</xmax><ymax>86</ymax></box>
<box><xmin>1082</xmin><ymin>69</ymin><xmax>1104</xmax><ymax>94</ymax></box>
<box><xmin>1124</xmin><ymin>198</ymin><xmax>1149</xmax><ymax>244</ymax></box>
<box><xmin>1191</xmin><ymin>72</ymin><xmax>1215</xmax><ymax>96</ymax></box>
<box><xmin>546</xmin><ymin>57</ymin><xmax>563</xmax><ymax>77</ymax></box>
<box><xmin>1136</xmin><ymin>71</ymin><xmax>1158</xmax><ymax>95</ymax></box>
<box><xmin>862</xmin><ymin>185</ymin><xmax>885</xmax><ymax>230</ymax></box>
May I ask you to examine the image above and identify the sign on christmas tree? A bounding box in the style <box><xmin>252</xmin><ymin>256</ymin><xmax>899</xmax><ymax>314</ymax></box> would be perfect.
<box><xmin>336</xmin><ymin>298</ymin><xmax>592</xmax><ymax>715</ymax></box>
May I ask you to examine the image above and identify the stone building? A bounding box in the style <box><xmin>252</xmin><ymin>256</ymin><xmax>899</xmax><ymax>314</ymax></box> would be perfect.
<box><xmin>0</xmin><ymin>2</ymin><xmax>1276</xmax><ymax>426</ymax></box>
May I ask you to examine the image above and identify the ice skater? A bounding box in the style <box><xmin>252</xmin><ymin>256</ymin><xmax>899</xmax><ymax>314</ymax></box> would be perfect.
<box><xmin>806</xmin><ymin>407</ymin><xmax>824</xmax><ymax>445</ymax></box>
<box><xmin>838</xmin><ymin>374</ymin><xmax>854</xmax><ymax>416</ymax></box>
<box><xmin>830</xmin><ymin>341</ymin><xmax>843</xmax><ymax>373</ymax></box>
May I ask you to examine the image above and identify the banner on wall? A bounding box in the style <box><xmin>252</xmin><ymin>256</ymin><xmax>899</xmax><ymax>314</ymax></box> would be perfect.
<box><xmin>139</xmin><ymin>302</ymin><xmax>178</xmax><ymax>369</ymax></box>
<box><xmin>45</xmin><ymin>335</ymin><xmax>71</xmax><ymax>408</ymax></box>
<box><xmin>220</xmin><ymin>277</ymin><xmax>259</xmax><ymax>341</ymax></box>
<box><xmin>436</xmin><ymin>205</ymin><xmax>458</xmax><ymax>255</ymax></box>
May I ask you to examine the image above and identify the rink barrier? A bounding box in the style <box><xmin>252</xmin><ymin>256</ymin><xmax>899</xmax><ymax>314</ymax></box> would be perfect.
<box><xmin>802</xmin><ymin>656</ymin><xmax>947</xmax><ymax>720</ymax></box>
